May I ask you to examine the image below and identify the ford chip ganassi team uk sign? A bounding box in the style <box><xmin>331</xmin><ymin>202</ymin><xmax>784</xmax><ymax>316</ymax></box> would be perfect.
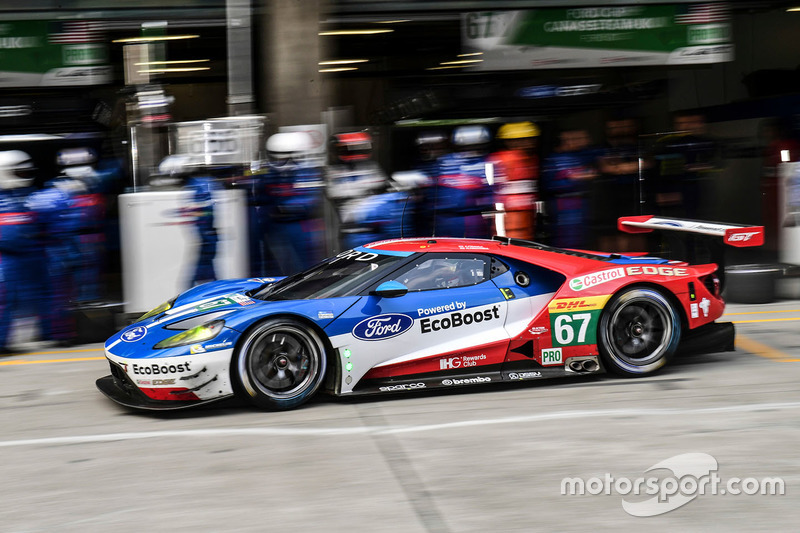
<box><xmin>462</xmin><ymin>5</ymin><xmax>733</xmax><ymax>70</ymax></box>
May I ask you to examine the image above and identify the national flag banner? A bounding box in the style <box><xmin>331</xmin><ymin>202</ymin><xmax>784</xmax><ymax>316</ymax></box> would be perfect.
<box><xmin>48</xmin><ymin>21</ymin><xmax>105</xmax><ymax>44</ymax></box>
<box><xmin>675</xmin><ymin>3</ymin><xmax>729</xmax><ymax>25</ymax></box>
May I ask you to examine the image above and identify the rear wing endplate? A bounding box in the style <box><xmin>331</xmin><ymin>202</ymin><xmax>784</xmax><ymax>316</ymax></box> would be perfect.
<box><xmin>618</xmin><ymin>216</ymin><xmax>764</xmax><ymax>248</ymax></box>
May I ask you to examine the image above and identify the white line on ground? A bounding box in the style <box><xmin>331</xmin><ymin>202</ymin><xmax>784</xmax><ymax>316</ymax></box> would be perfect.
<box><xmin>3</xmin><ymin>401</ymin><xmax>800</xmax><ymax>448</ymax></box>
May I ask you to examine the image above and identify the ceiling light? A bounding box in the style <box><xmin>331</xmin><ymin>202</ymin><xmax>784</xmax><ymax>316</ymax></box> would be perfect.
<box><xmin>426</xmin><ymin>65</ymin><xmax>468</xmax><ymax>70</ymax></box>
<box><xmin>113</xmin><ymin>35</ymin><xmax>200</xmax><ymax>43</ymax></box>
<box><xmin>787</xmin><ymin>7</ymin><xmax>800</xmax><ymax>11</ymax></box>
<box><xmin>319</xmin><ymin>67</ymin><xmax>359</xmax><ymax>73</ymax></box>
<box><xmin>440</xmin><ymin>59</ymin><xmax>483</xmax><ymax>65</ymax></box>
<box><xmin>138</xmin><ymin>67</ymin><xmax>211</xmax><ymax>73</ymax></box>
<box><xmin>319</xmin><ymin>29</ymin><xmax>394</xmax><ymax>36</ymax></box>
<box><xmin>319</xmin><ymin>59</ymin><xmax>369</xmax><ymax>65</ymax></box>
<box><xmin>458</xmin><ymin>52</ymin><xmax>483</xmax><ymax>57</ymax></box>
<box><xmin>135</xmin><ymin>59</ymin><xmax>210</xmax><ymax>66</ymax></box>
<box><xmin>375</xmin><ymin>20</ymin><xmax>411</xmax><ymax>24</ymax></box>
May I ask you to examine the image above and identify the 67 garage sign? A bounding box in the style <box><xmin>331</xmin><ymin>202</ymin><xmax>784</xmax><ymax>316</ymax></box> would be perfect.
<box><xmin>547</xmin><ymin>296</ymin><xmax>610</xmax><ymax>347</ymax></box>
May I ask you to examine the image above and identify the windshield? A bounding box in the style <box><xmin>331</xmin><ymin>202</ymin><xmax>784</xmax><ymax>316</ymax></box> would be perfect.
<box><xmin>253</xmin><ymin>249</ymin><xmax>408</xmax><ymax>301</ymax></box>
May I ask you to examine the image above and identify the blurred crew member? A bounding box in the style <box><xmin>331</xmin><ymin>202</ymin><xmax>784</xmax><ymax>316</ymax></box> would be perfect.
<box><xmin>26</xmin><ymin>155</ymin><xmax>83</xmax><ymax>345</ymax></box>
<box><xmin>431</xmin><ymin>125</ymin><xmax>495</xmax><ymax>238</ymax></box>
<box><xmin>262</xmin><ymin>131</ymin><xmax>325</xmax><ymax>274</ymax></box>
<box><xmin>490</xmin><ymin>121</ymin><xmax>540</xmax><ymax>241</ymax></box>
<box><xmin>652</xmin><ymin>112</ymin><xmax>720</xmax><ymax>220</ymax></box>
<box><xmin>541</xmin><ymin>129</ymin><xmax>598</xmax><ymax>249</ymax></box>
<box><xmin>327</xmin><ymin>131</ymin><xmax>405</xmax><ymax>250</ymax></box>
<box><xmin>0</xmin><ymin>151</ymin><xmax>41</xmax><ymax>351</ymax></box>
<box><xmin>159</xmin><ymin>155</ymin><xmax>220</xmax><ymax>285</ymax></box>
<box><xmin>55</xmin><ymin>147</ymin><xmax>106</xmax><ymax>302</ymax></box>
<box><xmin>595</xmin><ymin>117</ymin><xmax>646</xmax><ymax>252</ymax></box>
<box><xmin>408</xmin><ymin>131</ymin><xmax>448</xmax><ymax>236</ymax></box>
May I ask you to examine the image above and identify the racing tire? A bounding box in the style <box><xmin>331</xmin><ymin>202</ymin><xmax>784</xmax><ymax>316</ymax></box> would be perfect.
<box><xmin>598</xmin><ymin>288</ymin><xmax>681</xmax><ymax>377</ymax></box>
<box><xmin>233</xmin><ymin>318</ymin><xmax>327</xmax><ymax>410</ymax></box>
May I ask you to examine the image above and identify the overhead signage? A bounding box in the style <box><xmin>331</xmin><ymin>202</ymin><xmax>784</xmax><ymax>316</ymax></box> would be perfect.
<box><xmin>462</xmin><ymin>3</ymin><xmax>733</xmax><ymax>70</ymax></box>
<box><xmin>0</xmin><ymin>20</ymin><xmax>111</xmax><ymax>87</ymax></box>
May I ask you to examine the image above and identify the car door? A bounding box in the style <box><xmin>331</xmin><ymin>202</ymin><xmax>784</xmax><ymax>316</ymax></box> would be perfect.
<box><xmin>330</xmin><ymin>253</ymin><xmax>511</xmax><ymax>392</ymax></box>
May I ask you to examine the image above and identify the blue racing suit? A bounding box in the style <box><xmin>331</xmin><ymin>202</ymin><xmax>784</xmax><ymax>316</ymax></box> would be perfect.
<box><xmin>184</xmin><ymin>175</ymin><xmax>220</xmax><ymax>285</ymax></box>
<box><xmin>338</xmin><ymin>190</ymin><xmax>415</xmax><ymax>250</ymax></box>
<box><xmin>541</xmin><ymin>150</ymin><xmax>598</xmax><ymax>249</ymax></box>
<box><xmin>26</xmin><ymin>182</ymin><xmax>81</xmax><ymax>343</ymax></box>
<box><xmin>62</xmin><ymin>167</ymin><xmax>107</xmax><ymax>302</ymax></box>
<box><xmin>0</xmin><ymin>187</ymin><xmax>42</xmax><ymax>350</ymax></box>
<box><xmin>262</xmin><ymin>161</ymin><xmax>325</xmax><ymax>275</ymax></box>
<box><xmin>429</xmin><ymin>152</ymin><xmax>494</xmax><ymax>238</ymax></box>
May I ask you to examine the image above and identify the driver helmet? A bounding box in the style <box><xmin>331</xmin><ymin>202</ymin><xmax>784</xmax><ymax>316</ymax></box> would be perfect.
<box><xmin>0</xmin><ymin>150</ymin><xmax>36</xmax><ymax>190</ymax></box>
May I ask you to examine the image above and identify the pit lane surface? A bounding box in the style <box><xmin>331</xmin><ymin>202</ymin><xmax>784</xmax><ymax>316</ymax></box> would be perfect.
<box><xmin>1</xmin><ymin>300</ymin><xmax>799</xmax><ymax>532</ymax></box>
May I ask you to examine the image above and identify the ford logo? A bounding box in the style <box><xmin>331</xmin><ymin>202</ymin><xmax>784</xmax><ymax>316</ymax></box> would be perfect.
<box><xmin>121</xmin><ymin>326</ymin><xmax>147</xmax><ymax>343</ymax></box>
<box><xmin>352</xmin><ymin>314</ymin><xmax>413</xmax><ymax>341</ymax></box>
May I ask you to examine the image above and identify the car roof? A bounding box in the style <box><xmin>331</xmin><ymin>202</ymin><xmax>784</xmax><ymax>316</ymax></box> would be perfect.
<box><xmin>363</xmin><ymin>237</ymin><xmax>619</xmax><ymax>277</ymax></box>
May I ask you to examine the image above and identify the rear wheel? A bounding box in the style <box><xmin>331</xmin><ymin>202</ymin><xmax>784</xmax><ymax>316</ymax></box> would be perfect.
<box><xmin>233</xmin><ymin>318</ymin><xmax>327</xmax><ymax>410</ymax></box>
<box><xmin>598</xmin><ymin>288</ymin><xmax>681</xmax><ymax>377</ymax></box>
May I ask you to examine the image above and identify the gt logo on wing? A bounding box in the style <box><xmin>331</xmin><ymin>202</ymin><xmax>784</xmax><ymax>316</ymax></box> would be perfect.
<box><xmin>727</xmin><ymin>232</ymin><xmax>759</xmax><ymax>242</ymax></box>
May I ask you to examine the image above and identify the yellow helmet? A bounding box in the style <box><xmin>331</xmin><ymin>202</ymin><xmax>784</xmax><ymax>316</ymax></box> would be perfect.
<box><xmin>497</xmin><ymin>121</ymin><xmax>540</xmax><ymax>139</ymax></box>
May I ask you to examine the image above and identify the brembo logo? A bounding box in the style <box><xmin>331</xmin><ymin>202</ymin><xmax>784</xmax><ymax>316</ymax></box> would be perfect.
<box><xmin>352</xmin><ymin>314</ymin><xmax>414</xmax><ymax>341</ymax></box>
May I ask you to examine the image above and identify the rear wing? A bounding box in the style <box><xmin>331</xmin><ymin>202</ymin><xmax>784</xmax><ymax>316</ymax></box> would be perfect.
<box><xmin>618</xmin><ymin>216</ymin><xmax>764</xmax><ymax>248</ymax></box>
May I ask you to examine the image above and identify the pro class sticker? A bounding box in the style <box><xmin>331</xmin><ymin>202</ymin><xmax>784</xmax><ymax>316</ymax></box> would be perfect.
<box><xmin>541</xmin><ymin>348</ymin><xmax>563</xmax><ymax>365</ymax></box>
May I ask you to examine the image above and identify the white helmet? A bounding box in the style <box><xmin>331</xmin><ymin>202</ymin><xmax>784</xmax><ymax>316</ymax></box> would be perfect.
<box><xmin>158</xmin><ymin>154</ymin><xmax>198</xmax><ymax>177</ymax></box>
<box><xmin>57</xmin><ymin>147</ymin><xmax>97</xmax><ymax>168</ymax></box>
<box><xmin>267</xmin><ymin>132</ymin><xmax>313</xmax><ymax>165</ymax></box>
<box><xmin>452</xmin><ymin>125</ymin><xmax>490</xmax><ymax>148</ymax></box>
<box><xmin>0</xmin><ymin>150</ymin><xmax>35</xmax><ymax>189</ymax></box>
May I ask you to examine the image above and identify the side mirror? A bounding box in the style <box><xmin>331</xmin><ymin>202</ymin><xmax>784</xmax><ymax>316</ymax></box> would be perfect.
<box><xmin>373</xmin><ymin>280</ymin><xmax>408</xmax><ymax>298</ymax></box>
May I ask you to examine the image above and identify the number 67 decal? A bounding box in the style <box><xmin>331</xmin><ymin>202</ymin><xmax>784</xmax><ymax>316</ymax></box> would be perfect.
<box><xmin>554</xmin><ymin>313</ymin><xmax>593</xmax><ymax>346</ymax></box>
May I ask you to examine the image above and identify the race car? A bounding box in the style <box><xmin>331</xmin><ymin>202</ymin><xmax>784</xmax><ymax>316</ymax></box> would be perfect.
<box><xmin>96</xmin><ymin>216</ymin><xmax>763</xmax><ymax>411</ymax></box>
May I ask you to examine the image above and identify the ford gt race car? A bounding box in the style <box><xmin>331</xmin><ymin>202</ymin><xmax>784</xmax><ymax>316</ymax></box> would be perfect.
<box><xmin>97</xmin><ymin>216</ymin><xmax>763</xmax><ymax>411</ymax></box>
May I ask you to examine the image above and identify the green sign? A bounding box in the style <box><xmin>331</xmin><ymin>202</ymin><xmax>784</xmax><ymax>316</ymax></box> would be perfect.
<box><xmin>462</xmin><ymin>4</ymin><xmax>733</xmax><ymax>70</ymax></box>
<box><xmin>0</xmin><ymin>20</ymin><xmax>111</xmax><ymax>87</ymax></box>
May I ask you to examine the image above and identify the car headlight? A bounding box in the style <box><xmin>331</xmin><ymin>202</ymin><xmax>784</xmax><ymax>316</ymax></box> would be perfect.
<box><xmin>154</xmin><ymin>320</ymin><xmax>225</xmax><ymax>349</ymax></box>
<box><xmin>138</xmin><ymin>297</ymin><xmax>177</xmax><ymax>322</ymax></box>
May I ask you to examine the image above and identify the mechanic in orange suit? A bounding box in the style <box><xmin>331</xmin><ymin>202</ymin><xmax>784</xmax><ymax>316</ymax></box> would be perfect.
<box><xmin>490</xmin><ymin>121</ymin><xmax>541</xmax><ymax>241</ymax></box>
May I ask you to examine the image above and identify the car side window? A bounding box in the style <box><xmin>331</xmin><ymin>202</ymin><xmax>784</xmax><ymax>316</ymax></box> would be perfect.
<box><xmin>393</xmin><ymin>255</ymin><xmax>489</xmax><ymax>291</ymax></box>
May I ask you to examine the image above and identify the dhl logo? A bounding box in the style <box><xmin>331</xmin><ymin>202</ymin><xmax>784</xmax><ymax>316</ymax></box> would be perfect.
<box><xmin>548</xmin><ymin>295</ymin><xmax>611</xmax><ymax>312</ymax></box>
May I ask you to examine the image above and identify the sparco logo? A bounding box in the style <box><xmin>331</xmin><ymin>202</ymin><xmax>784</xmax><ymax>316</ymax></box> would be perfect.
<box><xmin>352</xmin><ymin>314</ymin><xmax>413</xmax><ymax>341</ymax></box>
<box><xmin>420</xmin><ymin>306</ymin><xmax>501</xmax><ymax>334</ymax></box>
<box><xmin>379</xmin><ymin>383</ymin><xmax>425</xmax><ymax>392</ymax></box>
<box><xmin>131</xmin><ymin>362</ymin><xmax>192</xmax><ymax>375</ymax></box>
<box><xmin>441</xmin><ymin>376</ymin><xmax>492</xmax><ymax>386</ymax></box>
<box><xmin>508</xmin><ymin>371</ymin><xmax>542</xmax><ymax>380</ymax></box>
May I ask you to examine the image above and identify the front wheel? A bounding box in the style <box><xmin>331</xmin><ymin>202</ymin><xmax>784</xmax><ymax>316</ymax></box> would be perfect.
<box><xmin>598</xmin><ymin>288</ymin><xmax>681</xmax><ymax>377</ymax></box>
<box><xmin>233</xmin><ymin>318</ymin><xmax>327</xmax><ymax>410</ymax></box>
